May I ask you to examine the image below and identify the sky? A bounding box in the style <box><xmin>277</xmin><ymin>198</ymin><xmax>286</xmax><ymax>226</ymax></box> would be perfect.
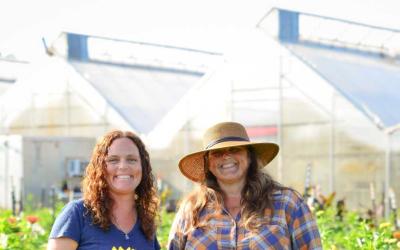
<box><xmin>1</xmin><ymin>0</ymin><xmax>400</xmax><ymax>61</ymax></box>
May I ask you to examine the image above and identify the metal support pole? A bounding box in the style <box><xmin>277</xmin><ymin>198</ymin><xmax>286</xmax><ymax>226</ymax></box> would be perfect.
<box><xmin>277</xmin><ymin>54</ymin><xmax>284</xmax><ymax>182</ymax></box>
<box><xmin>4</xmin><ymin>141</ymin><xmax>9</xmax><ymax>209</ymax></box>
<box><xmin>51</xmin><ymin>186</ymin><xmax>56</xmax><ymax>221</ymax></box>
<box><xmin>11</xmin><ymin>186</ymin><xmax>16</xmax><ymax>216</ymax></box>
<box><xmin>19</xmin><ymin>180</ymin><xmax>24</xmax><ymax>214</ymax></box>
<box><xmin>384</xmin><ymin>126</ymin><xmax>400</xmax><ymax>219</ymax></box>
<box><xmin>183</xmin><ymin>123</ymin><xmax>191</xmax><ymax>193</ymax></box>
<box><xmin>384</xmin><ymin>133</ymin><xmax>391</xmax><ymax>218</ymax></box>
<box><xmin>229</xmin><ymin>80</ymin><xmax>234</xmax><ymax>121</ymax></box>
<box><xmin>329</xmin><ymin>93</ymin><xmax>336</xmax><ymax>193</ymax></box>
<box><xmin>66</xmin><ymin>83</ymin><xmax>71</xmax><ymax>136</ymax></box>
<box><xmin>41</xmin><ymin>187</ymin><xmax>46</xmax><ymax>207</ymax></box>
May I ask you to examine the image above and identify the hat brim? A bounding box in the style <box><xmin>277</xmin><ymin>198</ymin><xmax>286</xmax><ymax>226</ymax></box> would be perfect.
<box><xmin>178</xmin><ymin>141</ymin><xmax>279</xmax><ymax>183</ymax></box>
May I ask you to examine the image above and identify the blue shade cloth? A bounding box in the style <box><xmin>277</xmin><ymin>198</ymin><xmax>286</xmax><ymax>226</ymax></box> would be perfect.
<box><xmin>49</xmin><ymin>199</ymin><xmax>160</xmax><ymax>250</ymax></box>
<box><xmin>285</xmin><ymin>43</ymin><xmax>400</xmax><ymax>130</ymax></box>
<box><xmin>70</xmin><ymin>60</ymin><xmax>204</xmax><ymax>134</ymax></box>
<box><xmin>168</xmin><ymin>189</ymin><xmax>322</xmax><ymax>249</ymax></box>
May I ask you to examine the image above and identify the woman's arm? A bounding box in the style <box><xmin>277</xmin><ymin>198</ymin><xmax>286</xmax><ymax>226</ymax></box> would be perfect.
<box><xmin>167</xmin><ymin>203</ymin><xmax>190</xmax><ymax>250</ymax></box>
<box><xmin>47</xmin><ymin>237</ymin><xmax>78</xmax><ymax>250</ymax></box>
<box><xmin>48</xmin><ymin>201</ymin><xmax>82</xmax><ymax>250</ymax></box>
<box><xmin>288</xmin><ymin>196</ymin><xmax>322</xmax><ymax>249</ymax></box>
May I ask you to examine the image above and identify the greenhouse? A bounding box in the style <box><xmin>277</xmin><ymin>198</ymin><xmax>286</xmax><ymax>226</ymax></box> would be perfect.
<box><xmin>1</xmin><ymin>2</ymin><xmax>400</xmax><ymax>249</ymax></box>
<box><xmin>1</xmin><ymin>9</ymin><xmax>399</xmax><ymax>215</ymax></box>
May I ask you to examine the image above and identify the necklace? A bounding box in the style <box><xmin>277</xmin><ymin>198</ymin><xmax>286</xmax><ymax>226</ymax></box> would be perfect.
<box><xmin>113</xmin><ymin>218</ymin><xmax>132</xmax><ymax>240</ymax></box>
<box><xmin>111</xmin><ymin>208</ymin><xmax>136</xmax><ymax>240</ymax></box>
<box><xmin>114</xmin><ymin>220</ymin><xmax>130</xmax><ymax>240</ymax></box>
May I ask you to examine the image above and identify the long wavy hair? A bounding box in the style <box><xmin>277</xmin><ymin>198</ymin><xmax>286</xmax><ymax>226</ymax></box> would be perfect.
<box><xmin>82</xmin><ymin>130</ymin><xmax>159</xmax><ymax>239</ymax></box>
<box><xmin>184</xmin><ymin>146</ymin><xmax>285</xmax><ymax>231</ymax></box>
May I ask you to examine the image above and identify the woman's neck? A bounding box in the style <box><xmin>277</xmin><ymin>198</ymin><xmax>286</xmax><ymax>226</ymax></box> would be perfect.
<box><xmin>110</xmin><ymin>194</ymin><xmax>136</xmax><ymax>218</ymax></box>
<box><xmin>223</xmin><ymin>195</ymin><xmax>242</xmax><ymax>217</ymax></box>
<box><xmin>111</xmin><ymin>195</ymin><xmax>137</xmax><ymax>234</ymax></box>
<box><xmin>218</xmin><ymin>178</ymin><xmax>245</xmax><ymax>198</ymax></box>
<box><xmin>224</xmin><ymin>194</ymin><xmax>241</xmax><ymax>207</ymax></box>
<box><xmin>110</xmin><ymin>193</ymin><xmax>136</xmax><ymax>209</ymax></box>
<box><xmin>218</xmin><ymin>180</ymin><xmax>245</xmax><ymax>216</ymax></box>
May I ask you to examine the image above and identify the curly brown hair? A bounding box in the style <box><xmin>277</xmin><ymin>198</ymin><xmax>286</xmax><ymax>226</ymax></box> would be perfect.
<box><xmin>183</xmin><ymin>146</ymin><xmax>286</xmax><ymax>231</ymax></box>
<box><xmin>82</xmin><ymin>130</ymin><xmax>159</xmax><ymax>239</ymax></box>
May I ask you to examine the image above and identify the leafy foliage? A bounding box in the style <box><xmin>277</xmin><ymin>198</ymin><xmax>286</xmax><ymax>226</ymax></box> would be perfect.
<box><xmin>157</xmin><ymin>209</ymin><xmax>175</xmax><ymax>249</ymax></box>
<box><xmin>0</xmin><ymin>210</ymin><xmax>47</xmax><ymax>250</ymax></box>
<box><xmin>1</xmin><ymin>205</ymin><xmax>399</xmax><ymax>249</ymax></box>
<box><xmin>317</xmin><ymin>208</ymin><xmax>400</xmax><ymax>249</ymax></box>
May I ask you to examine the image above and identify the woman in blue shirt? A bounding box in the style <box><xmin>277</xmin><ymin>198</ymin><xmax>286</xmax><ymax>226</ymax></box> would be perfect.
<box><xmin>48</xmin><ymin>130</ymin><xmax>160</xmax><ymax>250</ymax></box>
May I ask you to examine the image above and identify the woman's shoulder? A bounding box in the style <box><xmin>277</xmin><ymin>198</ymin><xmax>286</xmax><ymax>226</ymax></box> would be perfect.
<box><xmin>59</xmin><ymin>199</ymin><xmax>86</xmax><ymax>216</ymax></box>
<box><xmin>66</xmin><ymin>198</ymin><xmax>85</xmax><ymax>209</ymax></box>
<box><xmin>271</xmin><ymin>188</ymin><xmax>305</xmax><ymax>208</ymax></box>
<box><xmin>70</xmin><ymin>198</ymin><xmax>84</xmax><ymax>205</ymax></box>
<box><xmin>175</xmin><ymin>195</ymin><xmax>196</xmax><ymax>216</ymax></box>
<box><xmin>49</xmin><ymin>199</ymin><xmax>87</xmax><ymax>240</ymax></box>
<box><xmin>178</xmin><ymin>189</ymin><xmax>203</xmax><ymax>208</ymax></box>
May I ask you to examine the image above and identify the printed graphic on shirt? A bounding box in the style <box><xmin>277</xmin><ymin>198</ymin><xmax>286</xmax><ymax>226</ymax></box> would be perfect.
<box><xmin>111</xmin><ymin>247</ymin><xmax>136</xmax><ymax>250</ymax></box>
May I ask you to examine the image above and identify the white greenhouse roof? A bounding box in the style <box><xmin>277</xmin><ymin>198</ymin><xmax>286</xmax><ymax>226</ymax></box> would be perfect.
<box><xmin>70</xmin><ymin>60</ymin><xmax>204</xmax><ymax>133</ymax></box>
<box><xmin>286</xmin><ymin>43</ymin><xmax>400</xmax><ymax>130</ymax></box>
<box><xmin>59</xmin><ymin>32</ymin><xmax>223</xmax><ymax>136</ymax></box>
<box><xmin>259</xmin><ymin>8</ymin><xmax>400</xmax><ymax>132</ymax></box>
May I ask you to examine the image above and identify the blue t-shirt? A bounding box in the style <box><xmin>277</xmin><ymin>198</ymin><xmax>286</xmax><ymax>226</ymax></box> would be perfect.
<box><xmin>49</xmin><ymin>199</ymin><xmax>160</xmax><ymax>250</ymax></box>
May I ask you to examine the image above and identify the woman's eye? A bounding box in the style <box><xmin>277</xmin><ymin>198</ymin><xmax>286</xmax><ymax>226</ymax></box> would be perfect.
<box><xmin>127</xmin><ymin>159</ymin><xmax>137</xmax><ymax>163</ymax></box>
<box><xmin>228</xmin><ymin>148</ymin><xmax>240</xmax><ymax>153</ymax></box>
<box><xmin>106</xmin><ymin>158</ymin><xmax>118</xmax><ymax>163</ymax></box>
<box><xmin>210</xmin><ymin>151</ymin><xmax>222</xmax><ymax>157</ymax></box>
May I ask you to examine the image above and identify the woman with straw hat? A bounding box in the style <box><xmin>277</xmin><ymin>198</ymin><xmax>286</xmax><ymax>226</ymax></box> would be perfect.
<box><xmin>168</xmin><ymin>122</ymin><xmax>321</xmax><ymax>249</ymax></box>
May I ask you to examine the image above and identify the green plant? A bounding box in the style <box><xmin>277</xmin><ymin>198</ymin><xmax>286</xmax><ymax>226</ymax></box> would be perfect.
<box><xmin>1</xmin><ymin>205</ymin><xmax>399</xmax><ymax>250</ymax></box>
<box><xmin>160</xmin><ymin>187</ymin><xmax>172</xmax><ymax>207</ymax></box>
<box><xmin>317</xmin><ymin>208</ymin><xmax>399</xmax><ymax>249</ymax></box>
<box><xmin>157</xmin><ymin>209</ymin><xmax>175</xmax><ymax>250</ymax></box>
<box><xmin>0</xmin><ymin>196</ymin><xmax>65</xmax><ymax>250</ymax></box>
<box><xmin>0</xmin><ymin>213</ymin><xmax>47</xmax><ymax>250</ymax></box>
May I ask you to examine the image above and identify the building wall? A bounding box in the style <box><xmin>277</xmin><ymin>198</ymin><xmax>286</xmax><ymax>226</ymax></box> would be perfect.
<box><xmin>0</xmin><ymin>135</ymin><xmax>95</xmax><ymax>209</ymax></box>
<box><xmin>0</xmin><ymin>135</ymin><xmax>23</xmax><ymax>209</ymax></box>
<box><xmin>150</xmin><ymin>128</ymin><xmax>202</xmax><ymax>199</ymax></box>
<box><xmin>22</xmin><ymin>136</ymin><xmax>95</xmax><ymax>207</ymax></box>
<box><xmin>153</xmin><ymin>88</ymin><xmax>400</xmax><ymax>211</ymax></box>
<box><xmin>6</xmin><ymin>89</ymin><xmax>114</xmax><ymax>137</ymax></box>
<box><xmin>278</xmin><ymin>92</ymin><xmax>399</xmax><ymax>210</ymax></box>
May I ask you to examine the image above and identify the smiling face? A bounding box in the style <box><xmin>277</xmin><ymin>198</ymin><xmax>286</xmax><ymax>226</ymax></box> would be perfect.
<box><xmin>105</xmin><ymin>137</ymin><xmax>142</xmax><ymax>196</ymax></box>
<box><xmin>207</xmin><ymin>146</ymin><xmax>250</xmax><ymax>185</ymax></box>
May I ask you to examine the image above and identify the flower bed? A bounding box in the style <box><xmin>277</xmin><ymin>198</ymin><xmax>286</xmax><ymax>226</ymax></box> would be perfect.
<box><xmin>0</xmin><ymin>207</ymin><xmax>399</xmax><ymax>249</ymax></box>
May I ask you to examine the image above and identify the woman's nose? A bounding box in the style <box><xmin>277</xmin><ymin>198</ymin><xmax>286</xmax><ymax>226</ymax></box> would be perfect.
<box><xmin>118</xmin><ymin>160</ymin><xmax>129</xmax><ymax>169</ymax></box>
<box><xmin>222</xmin><ymin>151</ymin><xmax>233</xmax><ymax>158</ymax></box>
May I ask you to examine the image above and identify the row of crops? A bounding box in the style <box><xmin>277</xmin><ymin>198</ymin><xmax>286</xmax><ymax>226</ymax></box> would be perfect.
<box><xmin>0</xmin><ymin>202</ymin><xmax>399</xmax><ymax>249</ymax></box>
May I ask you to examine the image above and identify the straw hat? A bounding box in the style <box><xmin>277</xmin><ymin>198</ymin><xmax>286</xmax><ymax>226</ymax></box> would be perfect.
<box><xmin>178</xmin><ymin>122</ymin><xmax>279</xmax><ymax>182</ymax></box>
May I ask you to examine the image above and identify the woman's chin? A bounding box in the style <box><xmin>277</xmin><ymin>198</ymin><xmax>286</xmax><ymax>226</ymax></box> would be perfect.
<box><xmin>110</xmin><ymin>185</ymin><xmax>136</xmax><ymax>195</ymax></box>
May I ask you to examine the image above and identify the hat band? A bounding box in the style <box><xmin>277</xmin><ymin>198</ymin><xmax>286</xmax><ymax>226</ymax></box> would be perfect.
<box><xmin>205</xmin><ymin>136</ymin><xmax>249</xmax><ymax>149</ymax></box>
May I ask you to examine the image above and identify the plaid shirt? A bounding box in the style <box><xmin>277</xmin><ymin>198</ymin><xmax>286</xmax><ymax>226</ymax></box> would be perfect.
<box><xmin>168</xmin><ymin>189</ymin><xmax>322</xmax><ymax>250</ymax></box>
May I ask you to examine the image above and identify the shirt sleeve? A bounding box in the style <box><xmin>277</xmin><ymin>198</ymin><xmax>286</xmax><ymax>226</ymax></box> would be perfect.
<box><xmin>49</xmin><ymin>200</ymin><xmax>82</xmax><ymax>243</ymax></box>
<box><xmin>288</xmin><ymin>195</ymin><xmax>322</xmax><ymax>249</ymax></box>
<box><xmin>167</xmin><ymin>203</ymin><xmax>189</xmax><ymax>250</ymax></box>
